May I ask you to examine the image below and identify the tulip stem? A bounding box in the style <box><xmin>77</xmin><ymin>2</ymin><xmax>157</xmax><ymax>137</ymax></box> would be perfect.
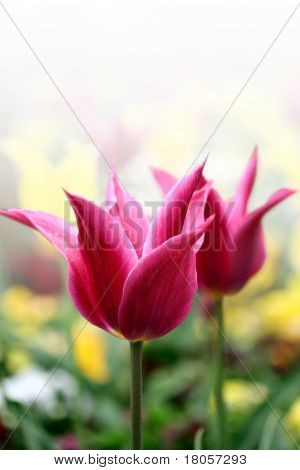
<box><xmin>214</xmin><ymin>297</ymin><xmax>228</xmax><ymax>449</ymax></box>
<box><xmin>130</xmin><ymin>340</ymin><xmax>143</xmax><ymax>450</ymax></box>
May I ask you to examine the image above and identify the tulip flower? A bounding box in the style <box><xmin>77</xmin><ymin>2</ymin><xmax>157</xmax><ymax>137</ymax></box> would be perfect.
<box><xmin>0</xmin><ymin>162</ymin><xmax>213</xmax><ymax>449</ymax></box>
<box><xmin>152</xmin><ymin>148</ymin><xmax>295</xmax><ymax>295</ymax></box>
<box><xmin>152</xmin><ymin>148</ymin><xmax>295</xmax><ymax>448</ymax></box>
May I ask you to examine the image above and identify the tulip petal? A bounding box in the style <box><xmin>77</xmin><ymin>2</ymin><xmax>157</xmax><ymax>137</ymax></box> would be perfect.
<box><xmin>66</xmin><ymin>247</ymin><xmax>120</xmax><ymax>333</ymax></box>
<box><xmin>151</xmin><ymin>167</ymin><xmax>178</xmax><ymax>196</ymax></box>
<box><xmin>229</xmin><ymin>147</ymin><xmax>258</xmax><ymax>224</ymax></box>
<box><xmin>144</xmin><ymin>161</ymin><xmax>207</xmax><ymax>255</ymax></box>
<box><xmin>65</xmin><ymin>191</ymin><xmax>138</xmax><ymax>332</ymax></box>
<box><xmin>249</xmin><ymin>188</ymin><xmax>296</xmax><ymax>222</ymax></box>
<box><xmin>228</xmin><ymin>187</ymin><xmax>296</xmax><ymax>292</ymax></box>
<box><xmin>196</xmin><ymin>189</ymin><xmax>236</xmax><ymax>293</ymax></box>
<box><xmin>119</xmin><ymin>222</ymin><xmax>212</xmax><ymax>340</ymax></box>
<box><xmin>228</xmin><ymin>221</ymin><xmax>266</xmax><ymax>292</ymax></box>
<box><xmin>105</xmin><ymin>170</ymin><xmax>117</xmax><ymax>204</ymax></box>
<box><xmin>106</xmin><ymin>174</ymin><xmax>149</xmax><ymax>258</ymax></box>
<box><xmin>0</xmin><ymin>208</ymin><xmax>124</xmax><ymax>333</ymax></box>
<box><xmin>0</xmin><ymin>209</ymin><xmax>77</xmax><ymax>256</ymax></box>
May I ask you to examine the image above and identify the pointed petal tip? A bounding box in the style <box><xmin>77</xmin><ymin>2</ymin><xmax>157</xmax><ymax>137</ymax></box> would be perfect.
<box><xmin>279</xmin><ymin>187</ymin><xmax>297</xmax><ymax>199</ymax></box>
<box><xmin>252</xmin><ymin>145</ymin><xmax>259</xmax><ymax>158</ymax></box>
<box><xmin>197</xmin><ymin>154</ymin><xmax>209</xmax><ymax>172</ymax></box>
<box><xmin>62</xmin><ymin>187</ymin><xmax>74</xmax><ymax>200</ymax></box>
<box><xmin>184</xmin><ymin>214</ymin><xmax>215</xmax><ymax>246</ymax></box>
<box><xmin>251</xmin><ymin>187</ymin><xmax>296</xmax><ymax>221</ymax></box>
<box><xmin>63</xmin><ymin>189</ymin><xmax>87</xmax><ymax>207</ymax></box>
<box><xmin>150</xmin><ymin>165</ymin><xmax>172</xmax><ymax>177</ymax></box>
<box><xmin>0</xmin><ymin>208</ymin><xmax>21</xmax><ymax>218</ymax></box>
<box><xmin>149</xmin><ymin>164</ymin><xmax>158</xmax><ymax>173</ymax></box>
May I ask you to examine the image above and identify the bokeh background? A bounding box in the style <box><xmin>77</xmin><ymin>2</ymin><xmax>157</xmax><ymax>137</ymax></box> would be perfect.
<box><xmin>0</xmin><ymin>0</ymin><xmax>299</xmax><ymax>449</ymax></box>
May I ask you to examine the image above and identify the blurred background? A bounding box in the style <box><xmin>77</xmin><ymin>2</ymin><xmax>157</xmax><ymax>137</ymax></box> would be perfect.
<box><xmin>0</xmin><ymin>0</ymin><xmax>299</xmax><ymax>449</ymax></box>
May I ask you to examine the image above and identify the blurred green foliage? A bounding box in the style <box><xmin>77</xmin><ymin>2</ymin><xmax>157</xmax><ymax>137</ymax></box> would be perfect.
<box><xmin>1</xmin><ymin>280</ymin><xmax>300</xmax><ymax>450</ymax></box>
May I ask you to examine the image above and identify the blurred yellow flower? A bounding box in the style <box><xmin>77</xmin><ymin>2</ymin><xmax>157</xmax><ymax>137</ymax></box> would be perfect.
<box><xmin>290</xmin><ymin>224</ymin><xmax>300</xmax><ymax>274</ymax></box>
<box><xmin>225</xmin><ymin>302</ymin><xmax>264</xmax><ymax>349</ymax></box>
<box><xmin>6</xmin><ymin>349</ymin><xmax>31</xmax><ymax>373</ymax></box>
<box><xmin>72</xmin><ymin>322</ymin><xmax>110</xmax><ymax>383</ymax></box>
<box><xmin>209</xmin><ymin>379</ymin><xmax>267</xmax><ymax>414</ymax></box>
<box><xmin>223</xmin><ymin>379</ymin><xmax>267</xmax><ymax>413</ymax></box>
<box><xmin>1</xmin><ymin>285</ymin><xmax>58</xmax><ymax>330</ymax></box>
<box><xmin>259</xmin><ymin>277</ymin><xmax>300</xmax><ymax>342</ymax></box>
<box><xmin>285</xmin><ymin>398</ymin><xmax>300</xmax><ymax>438</ymax></box>
<box><xmin>4</xmin><ymin>128</ymin><xmax>98</xmax><ymax>219</ymax></box>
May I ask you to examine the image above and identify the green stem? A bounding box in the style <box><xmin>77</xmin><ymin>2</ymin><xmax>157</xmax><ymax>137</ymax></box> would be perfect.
<box><xmin>214</xmin><ymin>297</ymin><xmax>228</xmax><ymax>449</ymax></box>
<box><xmin>130</xmin><ymin>341</ymin><xmax>143</xmax><ymax>450</ymax></box>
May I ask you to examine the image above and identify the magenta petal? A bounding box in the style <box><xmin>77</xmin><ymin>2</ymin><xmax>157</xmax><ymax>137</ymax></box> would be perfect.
<box><xmin>249</xmin><ymin>188</ymin><xmax>296</xmax><ymax>222</ymax></box>
<box><xmin>144</xmin><ymin>161</ymin><xmax>207</xmax><ymax>255</ymax></box>
<box><xmin>0</xmin><ymin>206</ymin><xmax>131</xmax><ymax>334</ymax></box>
<box><xmin>65</xmin><ymin>191</ymin><xmax>138</xmax><ymax>332</ymax></box>
<box><xmin>105</xmin><ymin>170</ymin><xmax>117</xmax><ymax>204</ymax></box>
<box><xmin>0</xmin><ymin>209</ymin><xmax>77</xmax><ymax>256</ymax></box>
<box><xmin>106</xmin><ymin>174</ymin><xmax>149</xmax><ymax>258</ymax></box>
<box><xmin>227</xmin><ymin>187</ymin><xmax>296</xmax><ymax>292</ymax></box>
<box><xmin>196</xmin><ymin>189</ymin><xmax>235</xmax><ymax>293</ymax></box>
<box><xmin>151</xmin><ymin>167</ymin><xmax>178</xmax><ymax>196</ymax></box>
<box><xmin>118</xmin><ymin>227</ymin><xmax>209</xmax><ymax>340</ymax></box>
<box><xmin>228</xmin><ymin>221</ymin><xmax>266</xmax><ymax>292</ymax></box>
<box><xmin>230</xmin><ymin>147</ymin><xmax>258</xmax><ymax>223</ymax></box>
<box><xmin>66</xmin><ymin>247</ymin><xmax>120</xmax><ymax>333</ymax></box>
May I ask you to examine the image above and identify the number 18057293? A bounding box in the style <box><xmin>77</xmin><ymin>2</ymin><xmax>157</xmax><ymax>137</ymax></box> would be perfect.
<box><xmin>184</xmin><ymin>454</ymin><xmax>247</xmax><ymax>465</ymax></box>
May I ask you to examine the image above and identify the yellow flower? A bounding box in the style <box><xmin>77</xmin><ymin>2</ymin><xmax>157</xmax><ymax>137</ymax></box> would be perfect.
<box><xmin>1</xmin><ymin>285</ymin><xmax>58</xmax><ymax>330</ymax></box>
<box><xmin>259</xmin><ymin>278</ymin><xmax>300</xmax><ymax>342</ymax></box>
<box><xmin>4</xmin><ymin>128</ymin><xmax>98</xmax><ymax>219</ymax></box>
<box><xmin>285</xmin><ymin>399</ymin><xmax>300</xmax><ymax>437</ymax></box>
<box><xmin>290</xmin><ymin>224</ymin><xmax>300</xmax><ymax>274</ymax></box>
<box><xmin>6</xmin><ymin>349</ymin><xmax>31</xmax><ymax>373</ymax></box>
<box><xmin>223</xmin><ymin>379</ymin><xmax>267</xmax><ymax>413</ymax></box>
<box><xmin>72</xmin><ymin>322</ymin><xmax>110</xmax><ymax>383</ymax></box>
<box><xmin>209</xmin><ymin>379</ymin><xmax>267</xmax><ymax>414</ymax></box>
<box><xmin>225</xmin><ymin>301</ymin><xmax>264</xmax><ymax>348</ymax></box>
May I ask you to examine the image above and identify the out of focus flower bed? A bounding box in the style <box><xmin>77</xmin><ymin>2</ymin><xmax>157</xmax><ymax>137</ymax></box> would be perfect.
<box><xmin>0</xmin><ymin>119</ymin><xmax>299</xmax><ymax>450</ymax></box>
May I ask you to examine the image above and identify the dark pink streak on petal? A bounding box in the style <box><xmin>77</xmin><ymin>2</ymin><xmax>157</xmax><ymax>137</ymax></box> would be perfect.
<box><xmin>66</xmin><ymin>247</ymin><xmax>118</xmax><ymax>333</ymax></box>
<box><xmin>108</xmin><ymin>174</ymin><xmax>149</xmax><ymax>258</ymax></box>
<box><xmin>229</xmin><ymin>147</ymin><xmax>258</xmax><ymax>225</ymax></box>
<box><xmin>65</xmin><ymin>191</ymin><xmax>138</xmax><ymax>332</ymax></box>
<box><xmin>197</xmin><ymin>189</ymin><xmax>235</xmax><ymax>293</ymax></box>
<box><xmin>119</xmin><ymin>222</ymin><xmax>212</xmax><ymax>340</ymax></box>
<box><xmin>228</xmin><ymin>221</ymin><xmax>266</xmax><ymax>293</ymax></box>
<box><xmin>144</xmin><ymin>161</ymin><xmax>207</xmax><ymax>255</ymax></box>
<box><xmin>182</xmin><ymin>182</ymin><xmax>212</xmax><ymax>250</ymax></box>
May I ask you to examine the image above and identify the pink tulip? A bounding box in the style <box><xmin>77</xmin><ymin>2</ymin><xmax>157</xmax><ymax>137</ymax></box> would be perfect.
<box><xmin>152</xmin><ymin>148</ymin><xmax>295</xmax><ymax>295</ymax></box>
<box><xmin>0</xmin><ymin>163</ymin><xmax>213</xmax><ymax>340</ymax></box>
